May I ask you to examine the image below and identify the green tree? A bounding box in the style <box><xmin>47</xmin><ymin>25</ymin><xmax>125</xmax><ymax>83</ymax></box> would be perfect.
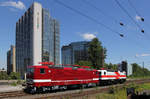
<box><xmin>76</xmin><ymin>61</ymin><xmax>92</xmax><ymax>67</ymax></box>
<box><xmin>88</xmin><ymin>38</ymin><xmax>106</xmax><ymax>69</ymax></box>
<box><xmin>104</xmin><ymin>63</ymin><xmax>118</xmax><ymax>71</ymax></box>
<box><xmin>131</xmin><ymin>63</ymin><xmax>150</xmax><ymax>77</ymax></box>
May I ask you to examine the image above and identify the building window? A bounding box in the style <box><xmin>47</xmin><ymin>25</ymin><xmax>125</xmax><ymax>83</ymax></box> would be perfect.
<box><xmin>40</xmin><ymin>68</ymin><xmax>45</xmax><ymax>74</ymax></box>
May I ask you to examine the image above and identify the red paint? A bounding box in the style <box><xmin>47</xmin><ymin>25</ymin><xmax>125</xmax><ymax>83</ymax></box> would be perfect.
<box><xmin>39</xmin><ymin>62</ymin><xmax>54</xmax><ymax>65</ymax></box>
<box><xmin>27</xmin><ymin>65</ymin><xmax>99</xmax><ymax>87</ymax></box>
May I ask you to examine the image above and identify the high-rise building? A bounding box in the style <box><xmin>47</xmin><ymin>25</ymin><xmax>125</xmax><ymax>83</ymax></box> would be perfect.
<box><xmin>61</xmin><ymin>41</ymin><xmax>90</xmax><ymax>65</ymax></box>
<box><xmin>7</xmin><ymin>45</ymin><xmax>16</xmax><ymax>74</ymax></box>
<box><xmin>16</xmin><ymin>2</ymin><xmax>60</xmax><ymax>76</ymax></box>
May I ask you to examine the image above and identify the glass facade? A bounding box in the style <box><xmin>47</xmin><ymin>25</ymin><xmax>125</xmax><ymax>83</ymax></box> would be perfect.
<box><xmin>42</xmin><ymin>9</ymin><xmax>60</xmax><ymax>65</ymax></box>
<box><xmin>61</xmin><ymin>41</ymin><xmax>90</xmax><ymax>65</ymax></box>
<box><xmin>53</xmin><ymin>19</ymin><xmax>60</xmax><ymax>65</ymax></box>
<box><xmin>62</xmin><ymin>46</ymin><xmax>72</xmax><ymax>65</ymax></box>
<box><xmin>42</xmin><ymin>9</ymin><xmax>54</xmax><ymax>62</ymax></box>
<box><xmin>16</xmin><ymin>7</ymin><xmax>33</xmax><ymax>77</ymax></box>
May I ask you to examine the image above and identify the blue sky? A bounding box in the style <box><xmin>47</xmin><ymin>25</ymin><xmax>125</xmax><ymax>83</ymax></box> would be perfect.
<box><xmin>0</xmin><ymin>0</ymin><xmax>150</xmax><ymax>69</ymax></box>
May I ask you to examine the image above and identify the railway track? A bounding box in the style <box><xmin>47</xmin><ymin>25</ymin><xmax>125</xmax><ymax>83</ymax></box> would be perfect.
<box><xmin>0</xmin><ymin>91</ymin><xmax>29</xmax><ymax>99</ymax></box>
<box><xmin>0</xmin><ymin>78</ymin><xmax>150</xmax><ymax>99</ymax></box>
<box><xmin>34</xmin><ymin>78</ymin><xmax>150</xmax><ymax>99</ymax></box>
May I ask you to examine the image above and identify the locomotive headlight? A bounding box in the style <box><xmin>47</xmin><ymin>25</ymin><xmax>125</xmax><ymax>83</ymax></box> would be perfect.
<box><xmin>48</xmin><ymin>70</ymin><xmax>51</xmax><ymax>73</ymax></box>
<box><xmin>27</xmin><ymin>79</ymin><xmax>33</xmax><ymax>84</ymax></box>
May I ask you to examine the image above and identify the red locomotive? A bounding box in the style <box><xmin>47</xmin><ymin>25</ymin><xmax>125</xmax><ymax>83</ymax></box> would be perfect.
<box><xmin>25</xmin><ymin>62</ymin><xmax>126</xmax><ymax>93</ymax></box>
<box><xmin>26</xmin><ymin>62</ymin><xmax>99</xmax><ymax>93</ymax></box>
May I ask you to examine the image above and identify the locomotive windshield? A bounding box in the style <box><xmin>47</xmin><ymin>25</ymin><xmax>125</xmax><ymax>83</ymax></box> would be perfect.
<box><xmin>27</xmin><ymin>67</ymin><xmax>34</xmax><ymax>73</ymax></box>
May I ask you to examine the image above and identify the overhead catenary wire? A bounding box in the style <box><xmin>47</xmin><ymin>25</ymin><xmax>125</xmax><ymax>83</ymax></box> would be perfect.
<box><xmin>81</xmin><ymin>0</ymin><xmax>150</xmax><ymax>48</ymax></box>
<box><xmin>114</xmin><ymin>0</ymin><xmax>144</xmax><ymax>33</ymax></box>
<box><xmin>115</xmin><ymin>0</ymin><xmax>150</xmax><ymax>42</ymax></box>
<box><xmin>55</xmin><ymin>0</ymin><xmax>150</xmax><ymax>50</ymax></box>
<box><xmin>127</xmin><ymin>0</ymin><xmax>144</xmax><ymax>22</ymax></box>
<box><xmin>82</xmin><ymin>0</ymin><xmax>124</xmax><ymax>26</ymax></box>
<box><xmin>127</xmin><ymin>0</ymin><xmax>150</xmax><ymax>39</ymax></box>
<box><xmin>55</xmin><ymin>0</ymin><xmax>124</xmax><ymax>38</ymax></box>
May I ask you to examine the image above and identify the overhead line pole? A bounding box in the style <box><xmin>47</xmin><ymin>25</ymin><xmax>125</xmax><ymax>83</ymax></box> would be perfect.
<box><xmin>143</xmin><ymin>61</ymin><xmax>145</xmax><ymax>77</ymax></box>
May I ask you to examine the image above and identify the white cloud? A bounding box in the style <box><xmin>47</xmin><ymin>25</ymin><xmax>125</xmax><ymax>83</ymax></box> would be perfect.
<box><xmin>141</xmin><ymin>54</ymin><xmax>150</xmax><ymax>57</ymax></box>
<box><xmin>80</xmin><ymin>33</ymin><xmax>96</xmax><ymax>40</ymax></box>
<box><xmin>136</xmin><ymin>53</ymin><xmax>150</xmax><ymax>57</ymax></box>
<box><xmin>135</xmin><ymin>15</ymin><xmax>141</xmax><ymax>21</ymax></box>
<box><xmin>0</xmin><ymin>1</ymin><xmax>26</xmax><ymax>10</ymax></box>
<box><xmin>135</xmin><ymin>54</ymin><xmax>139</xmax><ymax>57</ymax></box>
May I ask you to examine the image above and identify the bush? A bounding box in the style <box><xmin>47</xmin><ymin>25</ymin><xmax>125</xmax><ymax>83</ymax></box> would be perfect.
<box><xmin>9</xmin><ymin>72</ymin><xmax>21</xmax><ymax>80</ymax></box>
<box><xmin>17</xmin><ymin>79</ymin><xmax>21</xmax><ymax>84</ymax></box>
<box><xmin>0</xmin><ymin>72</ymin><xmax>8</xmax><ymax>80</ymax></box>
<box><xmin>0</xmin><ymin>72</ymin><xmax>21</xmax><ymax>80</ymax></box>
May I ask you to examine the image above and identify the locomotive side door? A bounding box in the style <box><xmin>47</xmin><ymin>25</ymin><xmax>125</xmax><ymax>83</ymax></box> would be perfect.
<box><xmin>47</xmin><ymin>68</ymin><xmax>53</xmax><ymax>86</ymax></box>
<box><xmin>99</xmin><ymin>71</ymin><xmax>101</xmax><ymax>77</ymax></box>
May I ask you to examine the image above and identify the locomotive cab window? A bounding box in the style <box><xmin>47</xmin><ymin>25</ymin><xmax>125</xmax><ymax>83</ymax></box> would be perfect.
<box><xmin>104</xmin><ymin>72</ymin><xmax>106</xmax><ymax>75</ymax></box>
<box><xmin>40</xmin><ymin>68</ymin><xmax>45</xmax><ymax>74</ymax></box>
<box><xmin>99</xmin><ymin>71</ymin><xmax>101</xmax><ymax>76</ymax></box>
<box><xmin>27</xmin><ymin>68</ymin><xmax>34</xmax><ymax>73</ymax></box>
<box><xmin>96</xmin><ymin>71</ymin><xmax>98</xmax><ymax>74</ymax></box>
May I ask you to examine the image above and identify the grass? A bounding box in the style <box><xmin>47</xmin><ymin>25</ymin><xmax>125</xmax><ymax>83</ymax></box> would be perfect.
<box><xmin>127</xmin><ymin>76</ymin><xmax>150</xmax><ymax>79</ymax></box>
<box><xmin>10</xmin><ymin>79</ymin><xmax>23</xmax><ymax>86</ymax></box>
<box><xmin>49</xmin><ymin>83</ymin><xmax>150</xmax><ymax>99</ymax></box>
<box><xmin>135</xmin><ymin>83</ymin><xmax>150</xmax><ymax>92</ymax></box>
<box><xmin>95</xmin><ymin>90</ymin><xmax>127</xmax><ymax>99</ymax></box>
<box><xmin>10</xmin><ymin>82</ymin><xmax>17</xmax><ymax>86</ymax></box>
<box><xmin>74</xmin><ymin>89</ymin><xmax>127</xmax><ymax>99</ymax></box>
<box><xmin>76</xmin><ymin>83</ymin><xmax>150</xmax><ymax>99</ymax></box>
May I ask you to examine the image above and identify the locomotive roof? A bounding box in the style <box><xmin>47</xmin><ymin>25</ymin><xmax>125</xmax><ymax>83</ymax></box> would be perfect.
<box><xmin>28</xmin><ymin>65</ymin><xmax>97</xmax><ymax>71</ymax></box>
<box><xmin>28</xmin><ymin>65</ymin><xmax>49</xmax><ymax>68</ymax></box>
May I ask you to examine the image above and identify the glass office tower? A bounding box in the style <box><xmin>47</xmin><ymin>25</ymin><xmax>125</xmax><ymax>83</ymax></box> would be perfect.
<box><xmin>16</xmin><ymin>2</ymin><xmax>60</xmax><ymax>77</ymax></box>
<box><xmin>61</xmin><ymin>41</ymin><xmax>90</xmax><ymax>65</ymax></box>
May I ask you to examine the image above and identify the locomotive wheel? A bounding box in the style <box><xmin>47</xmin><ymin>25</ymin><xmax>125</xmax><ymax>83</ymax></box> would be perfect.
<box><xmin>60</xmin><ymin>85</ymin><xmax>67</xmax><ymax>91</ymax></box>
<box><xmin>81</xmin><ymin>84</ymin><xmax>87</xmax><ymax>89</ymax></box>
<box><xmin>30</xmin><ymin>87</ymin><xmax>36</xmax><ymax>94</ymax></box>
<box><xmin>63</xmin><ymin>86</ymin><xmax>67</xmax><ymax>90</ymax></box>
